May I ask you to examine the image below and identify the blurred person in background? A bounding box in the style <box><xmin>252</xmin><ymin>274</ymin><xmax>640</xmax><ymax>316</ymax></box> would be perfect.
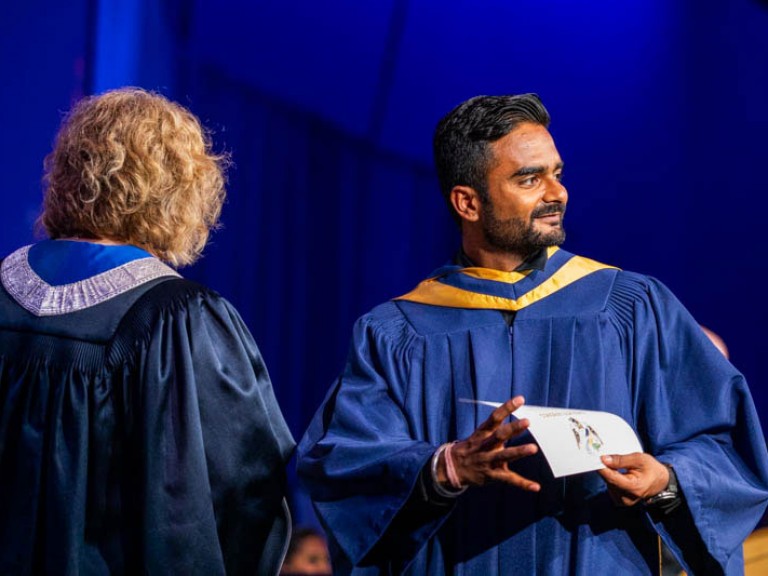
<box><xmin>280</xmin><ymin>526</ymin><xmax>332</xmax><ymax>575</ymax></box>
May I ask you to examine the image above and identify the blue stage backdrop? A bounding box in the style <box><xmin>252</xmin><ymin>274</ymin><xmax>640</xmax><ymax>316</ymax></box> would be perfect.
<box><xmin>2</xmin><ymin>0</ymin><xmax>767</xmax><ymax>525</ymax></box>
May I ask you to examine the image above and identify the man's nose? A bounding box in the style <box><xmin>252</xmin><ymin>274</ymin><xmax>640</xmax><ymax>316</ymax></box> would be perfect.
<box><xmin>544</xmin><ymin>178</ymin><xmax>567</xmax><ymax>203</ymax></box>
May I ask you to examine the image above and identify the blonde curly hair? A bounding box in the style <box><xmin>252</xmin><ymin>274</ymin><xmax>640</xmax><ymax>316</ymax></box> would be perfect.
<box><xmin>39</xmin><ymin>87</ymin><xmax>229</xmax><ymax>267</ymax></box>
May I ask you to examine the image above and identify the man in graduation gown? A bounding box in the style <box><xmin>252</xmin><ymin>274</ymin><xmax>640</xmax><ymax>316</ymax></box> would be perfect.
<box><xmin>297</xmin><ymin>94</ymin><xmax>768</xmax><ymax>574</ymax></box>
<box><xmin>0</xmin><ymin>88</ymin><xmax>295</xmax><ymax>575</ymax></box>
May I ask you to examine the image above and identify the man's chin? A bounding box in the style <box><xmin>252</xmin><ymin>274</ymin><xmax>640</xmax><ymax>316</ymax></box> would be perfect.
<box><xmin>536</xmin><ymin>230</ymin><xmax>566</xmax><ymax>247</ymax></box>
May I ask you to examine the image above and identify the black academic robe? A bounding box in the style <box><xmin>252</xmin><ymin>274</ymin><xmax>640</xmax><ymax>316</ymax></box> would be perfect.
<box><xmin>0</xmin><ymin>256</ymin><xmax>295</xmax><ymax>575</ymax></box>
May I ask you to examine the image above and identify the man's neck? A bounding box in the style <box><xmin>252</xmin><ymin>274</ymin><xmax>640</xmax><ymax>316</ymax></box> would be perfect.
<box><xmin>461</xmin><ymin>244</ymin><xmax>531</xmax><ymax>272</ymax></box>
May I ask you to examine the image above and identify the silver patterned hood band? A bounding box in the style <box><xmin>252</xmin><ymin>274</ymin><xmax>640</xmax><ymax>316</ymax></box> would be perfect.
<box><xmin>0</xmin><ymin>244</ymin><xmax>180</xmax><ymax>317</ymax></box>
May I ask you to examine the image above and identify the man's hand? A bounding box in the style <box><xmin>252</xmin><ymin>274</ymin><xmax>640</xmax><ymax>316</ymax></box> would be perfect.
<box><xmin>438</xmin><ymin>396</ymin><xmax>540</xmax><ymax>492</ymax></box>
<box><xmin>597</xmin><ymin>453</ymin><xmax>670</xmax><ymax>507</ymax></box>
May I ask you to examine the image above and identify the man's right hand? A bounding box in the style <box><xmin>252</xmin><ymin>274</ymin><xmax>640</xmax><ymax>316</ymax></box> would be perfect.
<box><xmin>437</xmin><ymin>396</ymin><xmax>540</xmax><ymax>492</ymax></box>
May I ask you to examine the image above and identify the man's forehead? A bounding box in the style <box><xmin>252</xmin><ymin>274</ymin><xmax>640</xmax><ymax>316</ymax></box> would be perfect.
<box><xmin>487</xmin><ymin>123</ymin><xmax>561</xmax><ymax>167</ymax></box>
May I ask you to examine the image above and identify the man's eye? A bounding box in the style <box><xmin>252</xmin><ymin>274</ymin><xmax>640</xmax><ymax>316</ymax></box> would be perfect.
<box><xmin>555</xmin><ymin>172</ymin><xmax>564</xmax><ymax>182</ymax></box>
<box><xmin>521</xmin><ymin>176</ymin><xmax>538</xmax><ymax>186</ymax></box>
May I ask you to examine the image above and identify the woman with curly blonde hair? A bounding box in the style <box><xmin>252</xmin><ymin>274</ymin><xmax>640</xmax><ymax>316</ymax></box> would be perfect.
<box><xmin>40</xmin><ymin>87</ymin><xmax>226</xmax><ymax>267</ymax></box>
<box><xmin>0</xmin><ymin>88</ymin><xmax>295</xmax><ymax>575</ymax></box>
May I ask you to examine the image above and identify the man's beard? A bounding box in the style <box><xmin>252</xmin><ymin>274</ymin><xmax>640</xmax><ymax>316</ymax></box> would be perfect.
<box><xmin>481</xmin><ymin>201</ymin><xmax>566</xmax><ymax>256</ymax></box>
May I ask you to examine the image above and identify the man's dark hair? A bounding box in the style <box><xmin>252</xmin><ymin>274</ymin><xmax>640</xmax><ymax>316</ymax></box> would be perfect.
<box><xmin>433</xmin><ymin>94</ymin><xmax>551</xmax><ymax>220</ymax></box>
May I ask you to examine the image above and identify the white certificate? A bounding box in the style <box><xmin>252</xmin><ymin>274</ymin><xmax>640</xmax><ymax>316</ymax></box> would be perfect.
<box><xmin>461</xmin><ymin>400</ymin><xmax>643</xmax><ymax>478</ymax></box>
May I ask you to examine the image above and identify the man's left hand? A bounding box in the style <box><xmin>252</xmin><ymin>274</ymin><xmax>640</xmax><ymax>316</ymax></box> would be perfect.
<box><xmin>597</xmin><ymin>453</ymin><xmax>670</xmax><ymax>507</ymax></box>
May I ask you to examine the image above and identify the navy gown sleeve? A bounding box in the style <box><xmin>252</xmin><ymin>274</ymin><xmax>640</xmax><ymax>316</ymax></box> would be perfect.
<box><xmin>115</xmin><ymin>280</ymin><xmax>296</xmax><ymax>575</ymax></box>
<box><xmin>610</xmin><ymin>273</ymin><xmax>768</xmax><ymax>574</ymax></box>
<box><xmin>297</xmin><ymin>307</ymin><xmax>448</xmax><ymax>573</ymax></box>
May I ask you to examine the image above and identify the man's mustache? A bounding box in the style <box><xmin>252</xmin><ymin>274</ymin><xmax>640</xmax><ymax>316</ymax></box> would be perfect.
<box><xmin>531</xmin><ymin>204</ymin><xmax>566</xmax><ymax>218</ymax></box>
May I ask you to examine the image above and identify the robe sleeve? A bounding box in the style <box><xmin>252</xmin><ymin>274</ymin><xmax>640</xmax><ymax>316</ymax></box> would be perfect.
<box><xmin>297</xmin><ymin>307</ymin><xmax>452</xmax><ymax>573</ymax></box>
<box><xmin>610</xmin><ymin>273</ymin><xmax>768</xmax><ymax>574</ymax></box>
<box><xmin>116</xmin><ymin>281</ymin><xmax>296</xmax><ymax>575</ymax></box>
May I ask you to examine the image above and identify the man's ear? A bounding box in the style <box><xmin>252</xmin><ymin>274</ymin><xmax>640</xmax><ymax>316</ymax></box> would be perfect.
<box><xmin>450</xmin><ymin>185</ymin><xmax>481</xmax><ymax>222</ymax></box>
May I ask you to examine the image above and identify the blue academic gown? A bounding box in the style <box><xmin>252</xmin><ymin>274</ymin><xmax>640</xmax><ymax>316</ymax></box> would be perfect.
<box><xmin>298</xmin><ymin>248</ymin><xmax>768</xmax><ymax>575</ymax></box>
<box><xmin>0</xmin><ymin>241</ymin><xmax>295</xmax><ymax>575</ymax></box>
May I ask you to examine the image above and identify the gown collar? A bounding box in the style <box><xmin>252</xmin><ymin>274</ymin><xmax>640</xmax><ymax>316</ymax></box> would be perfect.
<box><xmin>454</xmin><ymin>247</ymin><xmax>548</xmax><ymax>272</ymax></box>
<box><xmin>396</xmin><ymin>247</ymin><xmax>618</xmax><ymax>312</ymax></box>
<box><xmin>1</xmin><ymin>240</ymin><xmax>180</xmax><ymax>316</ymax></box>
